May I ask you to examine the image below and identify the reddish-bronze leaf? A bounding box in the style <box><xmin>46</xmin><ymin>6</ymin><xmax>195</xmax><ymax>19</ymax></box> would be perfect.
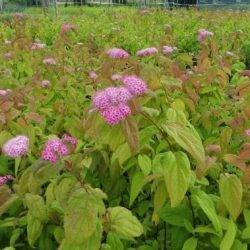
<box><xmin>122</xmin><ymin>116</ymin><xmax>139</xmax><ymax>154</ymax></box>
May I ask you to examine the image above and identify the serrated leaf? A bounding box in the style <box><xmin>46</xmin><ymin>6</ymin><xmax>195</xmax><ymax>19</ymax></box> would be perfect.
<box><xmin>220</xmin><ymin>220</ymin><xmax>236</xmax><ymax>250</ymax></box>
<box><xmin>182</xmin><ymin>237</ymin><xmax>198</xmax><ymax>250</ymax></box>
<box><xmin>219</xmin><ymin>174</ymin><xmax>242</xmax><ymax>220</ymax></box>
<box><xmin>193</xmin><ymin>190</ymin><xmax>222</xmax><ymax>235</ymax></box>
<box><xmin>27</xmin><ymin>215</ymin><xmax>43</xmax><ymax>247</ymax></box>
<box><xmin>138</xmin><ymin>155</ymin><xmax>152</xmax><ymax>176</ymax></box>
<box><xmin>164</xmin><ymin>151</ymin><xmax>191</xmax><ymax>207</ymax></box>
<box><xmin>129</xmin><ymin>171</ymin><xmax>145</xmax><ymax>206</ymax></box>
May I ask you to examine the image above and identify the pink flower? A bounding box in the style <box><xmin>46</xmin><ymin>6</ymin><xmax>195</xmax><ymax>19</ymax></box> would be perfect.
<box><xmin>41</xmin><ymin>80</ymin><xmax>50</xmax><ymax>88</ymax></box>
<box><xmin>106</xmin><ymin>48</ymin><xmax>129</xmax><ymax>59</ymax></box>
<box><xmin>245</xmin><ymin>129</ymin><xmax>250</xmax><ymax>137</ymax></box>
<box><xmin>61</xmin><ymin>23</ymin><xmax>75</xmax><ymax>33</ymax></box>
<box><xmin>136</xmin><ymin>47</ymin><xmax>158</xmax><ymax>57</ymax></box>
<box><xmin>198</xmin><ymin>29</ymin><xmax>213</xmax><ymax>43</ymax></box>
<box><xmin>62</xmin><ymin>134</ymin><xmax>77</xmax><ymax>147</ymax></box>
<box><xmin>111</xmin><ymin>74</ymin><xmax>122</xmax><ymax>81</ymax></box>
<box><xmin>41</xmin><ymin>138</ymin><xmax>69</xmax><ymax>164</ymax></box>
<box><xmin>31</xmin><ymin>42</ymin><xmax>46</xmax><ymax>50</ymax></box>
<box><xmin>0</xmin><ymin>90</ymin><xmax>9</xmax><ymax>97</ymax></box>
<box><xmin>89</xmin><ymin>71</ymin><xmax>98</xmax><ymax>81</ymax></box>
<box><xmin>4</xmin><ymin>52</ymin><xmax>12</xmax><ymax>59</ymax></box>
<box><xmin>93</xmin><ymin>87</ymin><xmax>133</xmax><ymax>125</ymax></box>
<box><xmin>162</xmin><ymin>46</ymin><xmax>177</xmax><ymax>55</ymax></box>
<box><xmin>93</xmin><ymin>87</ymin><xmax>132</xmax><ymax>111</ymax></box>
<box><xmin>0</xmin><ymin>175</ymin><xmax>13</xmax><ymax>186</ymax></box>
<box><xmin>100</xmin><ymin>104</ymin><xmax>131</xmax><ymax>126</ymax></box>
<box><xmin>122</xmin><ymin>75</ymin><xmax>147</xmax><ymax>96</ymax></box>
<box><xmin>2</xmin><ymin>135</ymin><xmax>29</xmax><ymax>158</ymax></box>
<box><xmin>13</xmin><ymin>13</ymin><xmax>24</xmax><ymax>19</ymax></box>
<box><xmin>43</xmin><ymin>58</ymin><xmax>56</xmax><ymax>65</ymax></box>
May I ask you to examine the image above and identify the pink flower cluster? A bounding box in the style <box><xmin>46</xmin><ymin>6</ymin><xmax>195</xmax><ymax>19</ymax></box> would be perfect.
<box><xmin>43</xmin><ymin>58</ymin><xmax>56</xmax><ymax>65</ymax></box>
<box><xmin>41</xmin><ymin>80</ymin><xmax>50</xmax><ymax>88</ymax></box>
<box><xmin>41</xmin><ymin>134</ymin><xmax>77</xmax><ymax>164</ymax></box>
<box><xmin>31</xmin><ymin>42</ymin><xmax>46</xmax><ymax>50</ymax></box>
<box><xmin>245</xmin><ymin>129</ymin><xmax>250</xmax><ymax>137</ymax></box>
<box><xmin>111</xmin><ymin>74</ymin><xmax>122</xmax><ymax>81</ymax></box>
<box><xmin>93</xmin><ymin>75</ymin><xmax>147</xmax><ymax>125</ymax></box>
<box><xmin>13</xmin><ymin>13</ymin><xmax>24</xmax><ymax>19</ymax></box>
<box><xmin>93</xmin><ymin>87</ymin><xmax>132</xmax><ymax>125</ymax></box>
<box><xmin>0</xmin><ymin>175</ymin><xmax>13</xmax><ymax>186</ymax></box>
<box><xmin>106</xmin><ymin>48</ymin><xmax>129</xmax><ymax>59</ymax></box>
<box><xmin>136</xmin><ymin>47</ymin><xmax>158</xmax><ymax>57</ymax></box>
<box><xmin>0</xmin><ymin>89</ymin><xmax>11</xmax><ymax>97</ymax></box>
<box><xmin>198</xmin><ymin>29</ymin><xmax>213</xmax><ymax>43</ymax></box>
<box><xmin>61</xmin><ymin>23</ymin><xmax>75</xmax><ymax>33</ymax></box>
<box><xmin>2</xmin><ymin>135</ymin><xmax>29</xmax><ymax>158</ymax></box>
<box><xmin>89</xmin><ymin>71</ymin><xmax>98</xmax><ymax>81</ymax></box>
<box><xmin>163</xmin><ymin>46</ymin><xmax>177</xmax><ymax>55</ymax></box>
<box><xmin>122</xmin><ymin>75</ymin><xmax>147</xmax><ymax>96</ymax></box>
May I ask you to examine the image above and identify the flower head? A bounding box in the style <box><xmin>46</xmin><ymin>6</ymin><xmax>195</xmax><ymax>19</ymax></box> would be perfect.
<box><xmin>198</xmin><ymin>29</ymin><xmax>213</xmax><ymax>43</ymax></box>
<box><xmin>122</xmin><ymin>75</ymin><xmax>147</xmax><ymax>96</ymax></box>
<box><xmin>41</xmin><ymin>80</ymin><xmax>50</xmax><ymax>88</ymax></box>
<box><xmin>31</xmin><ymin>42</ymin><xmax>46</xmax><ymax>50</ymax></box>
<box><xmin>43</xmin><ymin>58</ymin><xmax>56</xmax><ymax>65</ymax></box>
<box><xmin>136</xmin><ymin>47</ymin><xmax>158</xmax><ymax>57</ymax></box>
<box><xmin>106</xmin><ymin>48</ymin><xmax>129</xmax><ymax>59</ymax></box>
<box><xmin>41</xmin><ymin>138</ymin><xmax>69</xmax><ymax>164</ymax></box>
<box><xmin>4</xmin><ymin>52</ymin><xmax>12</xmax><ymax>59</ymax></box>
<box><xmin>61</xmin><ymin>23</ymin><xmax>75</xmax><ymax>33</ymax></box>
<box><xmin>111</xmin><ymin>74</ymin><xmax>122</xmax><ymax>81</ymax></box>
<box><xmin>245</xmin><ymin>129</ymin><xmax>250</xmax><ymax>137</ymax></box>
<box><xmin>2</xmin><ymin>135</ymin><xmax>29</xmax><ymax>158</ymax></box>
<box><xmin>13</xmin><ymin>12</ymin><xmax>24</xmax><ymax>19</ymax></box>
<box><xmin>100</xmin><ymin>104</ymin><xmax>131</xmax><ymax>126</ymax></box>
<box><xmin>0</xmin><ymin>175</ymin><xmax>13</xmax><ymax>186</ymax></box>
<box><xmin>89</xmin><ymin>71</ymin><xmax>98</xmax><ymax>81</ymax></box>
<box><xmin>0</xmin><ymin>89</ymin><xmax>9</xmax><ymax>97</ymax></box>
<box><xmin>93</xmin><ymin>86</ymin><xmax>133</xmax><ymax>125</ymax></box>
<box><xmin>162</xmin><ymin>46</ymin><xmax>177</xmax><ymax>55</ymax></box>
<box><xmin>62</xmin><ymin>134</ymin><xmax>78</xmax><ymax>147</ymax></box>
<box><xmin>93</xmin><ymin>87</ymin><xmax>132</xmax><ymax>111</ymax></box>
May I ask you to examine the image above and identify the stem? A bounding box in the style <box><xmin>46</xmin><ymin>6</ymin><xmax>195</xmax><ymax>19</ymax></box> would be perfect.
<box><xmin>187</xmin><ymin>193</ymin><xmax>196</xmax><ymax>228</ymax></box>
<box><xmin>164</xmin><ymin>221</ymin><xmax>167</xmax><ymax>250</ymax></box>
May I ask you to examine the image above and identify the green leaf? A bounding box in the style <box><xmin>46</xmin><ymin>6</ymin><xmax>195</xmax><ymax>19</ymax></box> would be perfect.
<box><xmin>111</xmin><ymin>143</ymin><xmax>131</xmax><ymax>166</ymax></box>
<box><xmin>231</xmin><ymin>239</ymin><xmax>247</xmax><ymax>250</ymax></box>
<box><xmin>25</xmin><ymin>194</ymin><xmax>47</xmax><ymax>222</ymax></box>
<box><xmin>158</xmin><ymin>203</ymin><xmax>191</xmax><ymax>227</ymax></box>
<box><xmin>107</xmin><ymin>206</ymin><xmax>143</xmax><ymax>240</ymax></box>
<box><xmin>241</xmin><ymin>226</ymin><xmax>250</xmax><ymax>239</ymax></box>
<box><xmin>243</xmin><ymin>209</ymin><xmax>250</xmax><ymax>227</ymax></box>
<box><xmin>27</xmin><ymin>215</ymin><xmax>43</xmax><ymax>247</ymax></box>
<box><xmin>138</xmin><ymin>154</ymin><xmax>152</xmax><ymax>176</ymax></box>
<box><xmin>129</xmin><ymin>171</ymin><xmax>145</xmax><ymax>206</ymax></box>
<box><xmin>219</xmin><ymin>174</ymin><xmax>242</xmax><ymax>220</ymax></box>
<box><xmin>193</xmin><ymin>190</ymin><xmax>222</xmax><ymax>235</ymax></box>
<box><xmin>182</xmin><ymin>237</ymin><xmax>198</xmax><ymax>250</ymax></box>
<box><xmin>10</xmin><ymin>228</ymin><xmax>22</xmax><ymax>246</ymax></box>
<box><xmin>163</xmin><ymin>110</ymin><xmax>205</xmax><ymax>164</ymax></box>
<box><xmin>64</xmin><ymin>191</ymin><xmax>98</xmax><ymax>244</ymax></box>
<box><xmin>220</xmin><ymin>127</ymin><xmax>232</xmax><ymax>154</ymax></box>
<box><xmin>220</xmin><ymin>220</ymin><xmax>237</xmax><ymax>250</ymax></box>
<box><xmin>164</xmin><ymin>152</ymin><xmax>191</xmax><ymax>207</ymax></box>
<box><xmin>106</xmin><ymin>232</ymin><xmax>124</xmax><ymax>250</ymax></box>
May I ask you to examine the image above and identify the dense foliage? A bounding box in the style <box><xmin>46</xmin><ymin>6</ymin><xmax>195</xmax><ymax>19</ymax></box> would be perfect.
<box><xmin>0</xmin><ymin>7</ymin><xmax>250</xmax><ymax>250</ymax></box>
